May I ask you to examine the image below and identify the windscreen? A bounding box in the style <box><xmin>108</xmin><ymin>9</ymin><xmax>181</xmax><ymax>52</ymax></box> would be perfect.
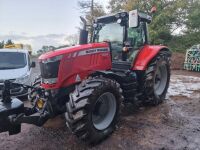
<box><xmin>95</xmin><ymin>23</ymin><xmax>123</xmax><ymax>43</ymax></box>
<box><xmin>94</xmin><ymin>22</ymin><xmax>124</xmax><ymax>60</ymax></box>
<box><xmin>0</xmin><ymin>52</ymin><xmax>27</xmax><ymax>69</ymax></box>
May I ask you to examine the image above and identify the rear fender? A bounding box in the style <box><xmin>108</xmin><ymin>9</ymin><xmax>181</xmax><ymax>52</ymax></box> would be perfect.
<box><xmin>132</xmin><ymin>45</ymin><xmax>171</xmax><ymax>70</ymax></box>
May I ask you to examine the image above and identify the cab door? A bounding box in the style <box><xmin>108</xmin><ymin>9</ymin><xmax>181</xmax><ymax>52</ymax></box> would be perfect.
<box><xmin>125</xmin><ymin>22</ymin><xmax>147</xmax><ymax>63</ymax></box>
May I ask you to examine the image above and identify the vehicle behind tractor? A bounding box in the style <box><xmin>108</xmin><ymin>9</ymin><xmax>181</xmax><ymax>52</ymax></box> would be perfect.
<box><xmin>0</xmin><ymin>9</ymin><xmax>171</xmax><ymax>144</ymax></box>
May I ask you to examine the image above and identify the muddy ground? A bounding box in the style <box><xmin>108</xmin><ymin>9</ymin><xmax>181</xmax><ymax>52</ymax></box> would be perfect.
<box><xmin>0</xmin><ymin>53</ymin><xmax>200</xmax><ymax>150</ymax></box>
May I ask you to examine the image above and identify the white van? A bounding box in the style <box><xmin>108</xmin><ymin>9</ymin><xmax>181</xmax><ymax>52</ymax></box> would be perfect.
<box><xmin>0</xmin><ymin>49</ymin><xmax>35</xmax><ymax>97</ymax></box>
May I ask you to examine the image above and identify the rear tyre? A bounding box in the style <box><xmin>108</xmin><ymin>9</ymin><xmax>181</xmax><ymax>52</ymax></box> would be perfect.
<box><xmin>28</xmin><ymin>76</ymin><xmax>41</xmax><ymax>103</ymax></box>
<box><xmin>65</xmin><ymin>77</ymin><xmax>123</xmax><ymax>144</ymax></box>
<box><xmin>142</xmin><ymin>51</ymin><xmax>171</xmax><ymax>106</ymax></box>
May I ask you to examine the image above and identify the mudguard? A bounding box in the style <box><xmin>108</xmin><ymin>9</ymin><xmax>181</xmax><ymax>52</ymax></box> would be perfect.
<box><xmin>132</xmin><ymin>45</ymin><xmax>171</xmax><ymax>70</ymax></box>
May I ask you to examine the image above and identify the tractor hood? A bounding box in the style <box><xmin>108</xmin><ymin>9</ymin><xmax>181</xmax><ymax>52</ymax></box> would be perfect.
<box><xmin>38</xmin><ymin>42</ymin><xmax>111</xmax><ymax>89</ymax></box>
<box><xmin>39</xmin><ymin>42</ymin><xmax>109</xmax><ymax>60</ymax></box>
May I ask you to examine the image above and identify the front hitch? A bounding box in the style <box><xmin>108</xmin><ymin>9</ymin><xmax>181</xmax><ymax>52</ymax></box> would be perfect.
<box><xmin>0</xmin><ymin>80</ymin><xmax>24</xmax><ymax>134</ymax></box>
<box><xmin>0</xmin><ymin>80</ymin><xmax>50</xmax><ymax>135</ymax></box>
<box><xmin>0</xmin><ymin>98</ymin><xmax>24</xmax><ymax>135</ymax></box>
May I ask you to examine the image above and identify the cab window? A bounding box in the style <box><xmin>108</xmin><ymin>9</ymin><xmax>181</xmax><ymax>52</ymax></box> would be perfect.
<box><xmin>126</xmin><ymin>22</ymin><xmax>146</xmax><ymax>62</ymax></box>
<box><xmin>127</xmin><ymin>22</ymin><xmax>146</xmax><ymax>49</ymax></box>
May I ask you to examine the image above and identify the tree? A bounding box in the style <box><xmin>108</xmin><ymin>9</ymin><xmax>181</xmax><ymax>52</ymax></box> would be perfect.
<box><xmin>65</xmin><ymin>34</ymin><xmax>79</xmax><ymax>46</ymax></box>
<box><xmin>78</xmin><ymin>0</ymin><xmax>106</xmax><ymax>25</ymax></box>
<box><xmin>5</xmin><ymin>39</ymin><xmax>14</xmax><ymax>45</ymax></box>
<box><xmin>185</xmin><ymin>0</ymin><xmax>200</xmax><ymax>33</ymax></box>
<box><xmin>0</xmin><ymin>41</ymin><xmax>4</xmax><ymax>49</ymax></box>
<box><xmin>110</xmin><ymin>0</ymin><xmax>189</xmax><ymax>44</ymax></box>
<box><xmin>49</xmin><ymin>46</ymin><xmax>56</xmax><ymax>51</ymax></box>
<box><xmin>40</xmin><ymin>45</ymin><xmax>56</xmax><ymax>53</ymax></box>
<box><xmin>108</xmin><ymin>0</ymin><xmax>198</xmax><ymax>51</ymax></box>
<box><xmin>168</xmin><ymin>0</ymin><xmax>200</xmax><ymax>51</ymax></box>
<box><xmin>107</xmin><ymin>0</ymin><xmax>126</xmax><ymax>13</ymax></box>
<box><xmin>78</xmin><ymin>0</ymin><xmax>106</xmax><ymax>41</ymax></box>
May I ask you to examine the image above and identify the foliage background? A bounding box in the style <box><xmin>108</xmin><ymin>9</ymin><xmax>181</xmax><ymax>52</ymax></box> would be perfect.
<box><xmin>1</xmin><ymin>0</ymin><xmax>199</xmax><ymax>53</ymax></box>
<box><xmin>80</xmin><ymin>0</ymin><xmax>200</xmax><ymax>52</ymax></box>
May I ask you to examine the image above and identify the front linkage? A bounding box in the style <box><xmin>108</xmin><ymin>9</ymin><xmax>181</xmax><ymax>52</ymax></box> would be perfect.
<box><xmin>0</xmin><ymin>80</ymin><xmax>51</xmax><ymax>135</ymax></box>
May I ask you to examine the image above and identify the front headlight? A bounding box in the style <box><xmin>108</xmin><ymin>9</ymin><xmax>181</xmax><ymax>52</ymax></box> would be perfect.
<box><xmin>15</xmin><ymin>74</ymin><xmax>29</xmax><ymax>84</ymax></box>
<box><xmin>40</xmin><ymin>55</ymin><xmax>63</xmax><ymax>83</ymax></box>
<box><xmin>42</xmin><ymin>55</ymin><xmax>63</xmax><ymax>63</ymax></box>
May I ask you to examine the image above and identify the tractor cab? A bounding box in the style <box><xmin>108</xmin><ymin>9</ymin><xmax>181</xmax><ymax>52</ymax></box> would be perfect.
<box><xmin>93</xmin><ymin>10</ymin><xmax>152</xmax><ymax>70</ymax></box>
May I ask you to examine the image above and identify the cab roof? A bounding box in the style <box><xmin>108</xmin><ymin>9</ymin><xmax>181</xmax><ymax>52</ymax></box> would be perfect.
<box><xmin>96</xmin><ymin>10</ymin><xmax>152</xmax><ymax>24</ymax></box>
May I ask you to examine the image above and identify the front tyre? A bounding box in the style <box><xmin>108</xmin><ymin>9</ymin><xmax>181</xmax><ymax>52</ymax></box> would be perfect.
<box><xmin>142</xmin><ymin>51</ymin><xmax>171</xmax><ymax>106</ymax></box>
<box><xmin>28</xmin><ymin>76</ymin><xmax>41</xmax><ymax>104</ymax></box>
<box><xmin>65</xmin><ymin>77</ymin><xmax>123</xmax><ymax>144</ymax></box>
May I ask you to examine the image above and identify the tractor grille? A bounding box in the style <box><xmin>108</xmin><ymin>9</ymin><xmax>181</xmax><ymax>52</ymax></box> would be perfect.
<box><xmin>39</xmin><ymin>60</ymin><xmax>60</xmax><ymax>84</ymax></box>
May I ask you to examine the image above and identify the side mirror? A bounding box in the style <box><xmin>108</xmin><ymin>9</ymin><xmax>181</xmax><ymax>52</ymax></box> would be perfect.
<box><xmin>31</xmin><ymin>62</ymin><xmax>36</xmax><ymax>68</ymax></box>
<box><xmin>129</xmin><ymin>10</ymin><xmax>139</xmax><ymax>28</ymax></box>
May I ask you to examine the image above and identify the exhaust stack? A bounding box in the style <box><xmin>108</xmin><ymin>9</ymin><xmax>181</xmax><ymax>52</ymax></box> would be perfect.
<box><xmin>79</xmin><ymin>16</ymin><xmax>88</xmax><ymax>45</ymax></box>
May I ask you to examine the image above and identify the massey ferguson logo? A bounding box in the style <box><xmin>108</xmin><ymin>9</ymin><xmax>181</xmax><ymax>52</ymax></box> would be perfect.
<box><xmin>77</xmin><ymin>48</ymin><xmax>109</xmax><ymax>57</ymax></box>
<box><xmin>67</xmin><ymin>48</ymin><xmax>109</xmax><ymax>58</ymax></box>
<box><xmin>86</xmin><ymin>49</ymin><xmax>96</xmax><ymax>54</ymax></box>
<box><xmin>86</xmin><ymin>48</ymin><xmax>108</xmax><ymax>54</ymax></box>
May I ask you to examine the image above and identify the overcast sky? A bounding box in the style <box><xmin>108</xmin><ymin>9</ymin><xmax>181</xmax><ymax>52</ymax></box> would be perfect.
<box><xmin>0</xmin><ymin>0</ymin><xmax>109</xmax><ymax>52</ymax></box>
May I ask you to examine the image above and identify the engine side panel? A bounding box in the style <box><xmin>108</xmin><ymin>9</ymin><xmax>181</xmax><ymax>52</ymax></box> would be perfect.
<box><xmin>132</xmin><ymin>45</ymin><xmax>169</xmax><ymax>70</ymax></box>
<box><xmin>41</xmin><ymin>43</ymin><xmax>111</xmax><ymax>89</ymax></box>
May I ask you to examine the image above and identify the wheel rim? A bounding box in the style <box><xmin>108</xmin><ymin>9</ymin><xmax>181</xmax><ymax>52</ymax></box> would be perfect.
<box><xmin>154</xmin><ymin>64</ymin><xmax>168</xmax><ymax>96</ymax></box>
<box><xmin>92</xmin><ymin>92</ymin><xmax>117</xmax><ymax>130</ymax></box>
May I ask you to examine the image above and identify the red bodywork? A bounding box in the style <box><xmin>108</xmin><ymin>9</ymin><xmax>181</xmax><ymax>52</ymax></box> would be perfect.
<box><xmin>39</xmin><ymin>43</ymin><xmax>111</xmax><ymax>89</ymax></box>
<box><xmin>39</xmin><ymin>43</ymin><xmax>167</xmax><ymax>89</ymax></box>
<box><xmin>132</xmin><ymin>45</ymin><xmax>168</xmax><ymax>70</ymax></box>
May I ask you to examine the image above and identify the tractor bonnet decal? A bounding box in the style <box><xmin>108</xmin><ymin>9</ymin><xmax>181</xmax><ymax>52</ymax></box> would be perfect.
<box><xmin>77</xmin><ymin>48</ymin><xmax>109</xmax><ymax>57</ymax></box>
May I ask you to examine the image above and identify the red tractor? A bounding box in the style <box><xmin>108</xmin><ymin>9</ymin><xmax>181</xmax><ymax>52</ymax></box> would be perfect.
<box><xmin>0</xmin><ymin>10</ymin><xmax>171</xmax><ymax>144</ymax></box>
